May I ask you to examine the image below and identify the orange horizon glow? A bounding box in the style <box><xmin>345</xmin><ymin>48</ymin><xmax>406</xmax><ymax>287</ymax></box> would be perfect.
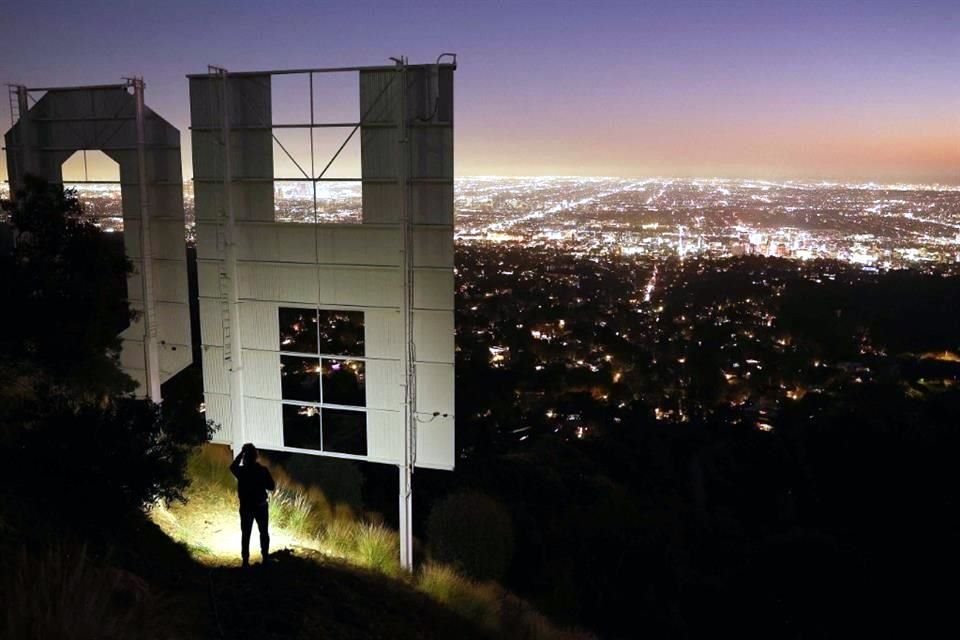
<box><xmin>6</xmin><ymin>125</ymin><xmax>959</xmax><ymax>188</ymax></box>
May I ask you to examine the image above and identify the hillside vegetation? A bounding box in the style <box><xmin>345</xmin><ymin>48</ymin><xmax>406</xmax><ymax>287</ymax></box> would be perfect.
<box><xmin>130</xmin><ymin>445</ymin><xmax>588</xmax><ymax>638</ymax></box>
<box><xmin>155</xmin><ymin>444</ymin><xmax>586</xmax><ymax>639</ymax></box>
<box><xmin>1</xmin><ymin>443</ymin><xmax>587</xmax><ymax>639</ymax></box>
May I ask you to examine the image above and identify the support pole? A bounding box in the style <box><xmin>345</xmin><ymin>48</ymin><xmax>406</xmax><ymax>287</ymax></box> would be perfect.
<box><xmin>131</xmin><ymin>78</ymin><xmax>162</xmax><ymax>403</ymax></box>
<box><xmin>396</xmin><ymin>56</ymin><xmax>415</xmax><ymax>572</ymax></box>
<box><xmin>7</xmin><ymin>85</ymin><xmax>31</xmax><ymax>193</ymax></box>
<box><xmin>215</xmin><ymin>67</ymin><xmax>247</xmax><ymax>454</ymax></box>
<box><xmin>15</xmin><ymin>86</ymin><xmax>29</xmax><ymax>185</ymax></box>
<box><xmin>15</xmin><ymin>86</ymin><xmax>28</xmax><ymax>126</ymax></box>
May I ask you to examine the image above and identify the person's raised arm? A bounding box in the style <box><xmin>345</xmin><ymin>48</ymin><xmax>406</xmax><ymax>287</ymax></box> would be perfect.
<box><xmin>230</xmin><ymin>452</ymin><xmax>243</xmax><ymax>478</ymax></box>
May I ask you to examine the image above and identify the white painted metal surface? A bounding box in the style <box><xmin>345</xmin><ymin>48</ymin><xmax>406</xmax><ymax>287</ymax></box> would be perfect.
<box><xmin>190</xmin><ymin>58</ymin><xmax>456</xmax><ymax>571</ymax></box>
<box><xmin>3</xmin><ymin>82</ymin><xmax>193</xmax><ymax>399</ymax></box>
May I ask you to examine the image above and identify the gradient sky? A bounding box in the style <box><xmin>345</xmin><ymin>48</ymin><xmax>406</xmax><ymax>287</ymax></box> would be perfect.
<box><xmin>2</xmin><ymin>0</ymin><xmax>958</xmax><ymax>183</ymax></box>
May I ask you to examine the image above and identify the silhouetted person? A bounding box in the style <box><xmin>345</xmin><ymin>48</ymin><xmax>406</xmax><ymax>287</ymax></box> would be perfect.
<box><xmin>230</xmin><ymin>443</ymin><xmax>276</xmax><ymax>567</ymax></box>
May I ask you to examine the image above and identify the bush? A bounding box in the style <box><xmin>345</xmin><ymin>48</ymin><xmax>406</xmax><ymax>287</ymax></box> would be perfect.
<box><xmin>270</xmin><ymin>484</ymin><xmax>321</xmax><ymax>540</ymax></box>
<box><xmin>318</xmin><ymin>520</ymin><xmax>401</xmax><ymax>577</ymax></box>
<box><xmin>352</xmin><ymin>523</ymin><xmax>401</xmax><ymax>577</ymax></box>
<box><xmin>0</xmin><ymin>397</ymin><xmax>212</xmax><ymax>538</ymax></box>
<box><xmin>0</xmin><ymin>177</ymin><xmax>135</xmax><ymax>405</ymax></box>
<box><xmin>320</xmin><ymin>518</ymin><xmax>357</xmax><ymax>557</ymax></box>
<box><xmin>427</xmin><ymin>491</ymin><xmax>514</xmax><ymax>581</ymax></box>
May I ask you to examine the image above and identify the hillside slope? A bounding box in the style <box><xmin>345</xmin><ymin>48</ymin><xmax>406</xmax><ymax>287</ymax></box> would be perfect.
<box><xmin>2</xmin><ymin>513</ymin><xmax>491</xmax><ymax>640</ymax></box>
<box><xmin>1</xmin><ymin>443</ymin><xmax>585</xmax><ymax>639</ymax></box>
<box><xmin>204</xmin><ymin>551</ymin><xmax>491</xmax><ymax>640</ymax></box>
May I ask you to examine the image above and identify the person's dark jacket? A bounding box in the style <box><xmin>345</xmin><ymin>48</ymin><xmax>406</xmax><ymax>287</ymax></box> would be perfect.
<box><xmin>230</xmin><ymin>455</ymin><xmax>276</xmax><ymax>510</ymax></box>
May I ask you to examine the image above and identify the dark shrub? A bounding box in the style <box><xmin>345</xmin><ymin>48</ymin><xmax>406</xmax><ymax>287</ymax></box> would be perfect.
<box><xmin>0</xmin><ymin>177</ymin><xmax>135</xmax><ymax>404</ymax></box>
<box><xmin>1</xmin><ymin>397</ymin><xmax>212</xmax><ymax>538</ymax></box>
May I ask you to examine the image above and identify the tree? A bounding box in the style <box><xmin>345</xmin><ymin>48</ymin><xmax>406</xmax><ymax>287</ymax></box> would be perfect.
<box><xmin>1</xmin><ymin>396</ymin><xmax>213</xmax><ymax>537</ymax></box>
<box><xmin>0</xmin><ymin>176</ymin><xmax>212</xmax><ymax>539</ymax></box>
<box><xmin>0</xmin><ymin>176</ymin><xmax>135</xmax><ymax>410</ymax></box>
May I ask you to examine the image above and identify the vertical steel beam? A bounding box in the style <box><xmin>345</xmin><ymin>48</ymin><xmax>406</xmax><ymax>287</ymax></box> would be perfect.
<box><xmin>309</xmin><ymin>72</ymin><xmax>318</xmax><ymax>221</ymax></box>
<box><xmin>7</xmin><ymin>85</ymin><xmax>31</xmax><ymax>192</ymax></box>
<box><xmin>215</xmin><ymin>67</ymin><xmax>247</xmax><ymax>453</ymax></box>
<box><xmin>397</xmin><ymin>57</ymin><xmax>416</xmax><ymax>571</ymax></box>
<box><xmin>131</xmin><ymin>78</ymin><xmax>162</xmax><ymax>403</ymax></box>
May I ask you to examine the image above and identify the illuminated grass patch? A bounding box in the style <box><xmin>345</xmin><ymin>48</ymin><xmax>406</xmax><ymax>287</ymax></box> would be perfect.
<box><xmin>151</xmin><ymin>446</ymin><xmax>324</xmax><ymax>565</ymax></box>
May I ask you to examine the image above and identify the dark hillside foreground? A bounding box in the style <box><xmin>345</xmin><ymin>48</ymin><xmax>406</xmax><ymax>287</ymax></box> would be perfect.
<box><xmin>0</xmin><ymin>440</ymin><xmax>587</xmax><ymax>640</ymax></box>
<box><xmin>207</xmin><ymin>551</ymin><xmax>490</xmax><ymax>640</ymax></box>
<box><xmin>1</xmin><ymin>515</ymin><xmax>490</xmax><ymax>640</ymax></box>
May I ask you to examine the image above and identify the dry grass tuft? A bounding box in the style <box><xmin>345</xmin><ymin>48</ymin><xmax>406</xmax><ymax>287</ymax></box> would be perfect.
<box><xmin>416</xmin><ymin>563</ymin><xmax>502</xmax><ymax>630</ymax></box>
<box><xmin>317</xmin><ymin>518</ymin><xmax>401</xmax><ymax>577</ymax></box>
<box><xmin>416</xmin><ymin>564</ymin><xmax>594</xmax><ymax>639</ymax></box>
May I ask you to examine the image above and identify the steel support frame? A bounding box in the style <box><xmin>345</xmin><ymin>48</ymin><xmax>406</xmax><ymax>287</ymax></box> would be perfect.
<box><xmin>185</xmin><ymin>58</ymin><xmax>455</xmax><ymax>80</ymax></box>
<box><xmin>210</xmin><ymin>66</ymin><xmax>248</xmax><ymax>456</ymax></box>
<box><xmin>5</xmin><ymin>85</ymin><xmax>29</xmax><ymax>186</ymax></box>
<box><xmin>130</xmin><ymin>77</ymin><xmax>163</xmax><ymax>403</ymax></box>
<box><xmin>395</xmin><ymin>56</ymin><xmax>416</xmax><ymax>572</ymax></box>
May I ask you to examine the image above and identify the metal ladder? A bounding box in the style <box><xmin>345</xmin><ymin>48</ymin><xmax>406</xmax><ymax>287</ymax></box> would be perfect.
<box><xmin>218</xmin><ymin>261</ymin><xmax>233</xmax><ymax>367</ymax></box>
<box><xmin>208</xmin><ymin>69</ymin><xmax>234</xmax><ymax>371</ymax></box>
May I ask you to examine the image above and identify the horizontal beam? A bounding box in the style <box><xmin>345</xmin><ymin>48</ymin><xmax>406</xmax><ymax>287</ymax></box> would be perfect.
<box><xmin>192</xmin><ymin>177</ymin><xmax>453</xmax><ymax>184</ymax></box>
<box><xmin>191</xmin><ymin>123</ymin><xmax>360</xmax><ymax>131</ymax></box>
<box><xmin>190</xmin><ymin>122</ymin><xmax>449</xmax><ymax>131</ymax></box>
<box><xmin>186</xmin><ymin>62</ymin><xmax>455</xmax><ymax>79</ymax></box>
<box><xmin>29</xmin><ymin>116</ymin><xmax>136</xmax><ymax>123</ymax></box>
<box><xmin>60</xmin><ymin>180</ymin><xmax>122</xmax><ymax>185</ymax></box>
<box><xmin>60</xmin><ymin>181</ymin><xmax>184</xmax><ymax>187</ymax></box>
<box><xmin>193</xmin><ymin>177</ymin><xmax>364</xmax><ymax>183</ymax></box>
<box><xmin>6</xmin><ymin>180</ymin><xmax>183</xmax><ymax>187</ymax></box>
<box><xmin>3</xmin><ymin>145</ymin><xmax>180</xmax><ymax>152</ymax></box>
<box><xmin>25</xmin><ymin>84</ymin><xmax>128</xmax><ymax>93</ymax></box>
<box><xmin>194</xmin><ymin>221</ymin><xmax>452</xmax><ymax>230</ymax></box>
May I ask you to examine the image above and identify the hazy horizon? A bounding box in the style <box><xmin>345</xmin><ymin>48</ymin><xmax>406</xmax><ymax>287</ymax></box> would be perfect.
<box><xmin>5</xmin><ymin>174</ymin><xmax>960</xmax><ymax>192</ymax></box>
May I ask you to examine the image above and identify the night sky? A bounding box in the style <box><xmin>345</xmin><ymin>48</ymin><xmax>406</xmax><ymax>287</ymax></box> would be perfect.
<box><xmin>1</xmin><ymin>0</ymin><xmax>958</xmax><ymax>183</ymax></box>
